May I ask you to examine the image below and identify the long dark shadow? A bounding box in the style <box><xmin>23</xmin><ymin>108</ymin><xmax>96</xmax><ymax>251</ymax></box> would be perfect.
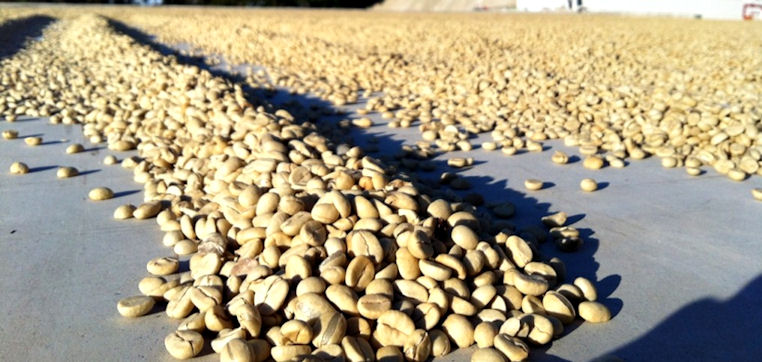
<box><xmin>608</xmin><ymin>274</ymin><xmax>762</xmax><ymax>361</ymax></box>
<box><xmin>0</xmin><ymin>15</ymin><xmax>56</xmax><ymax>60</ymax></box>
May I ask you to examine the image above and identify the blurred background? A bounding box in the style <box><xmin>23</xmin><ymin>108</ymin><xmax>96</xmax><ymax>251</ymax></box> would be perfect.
<box><xmin>0</xmin><ymin>0</ymin><xmax>759</xmax><ymax>20</ymax></box>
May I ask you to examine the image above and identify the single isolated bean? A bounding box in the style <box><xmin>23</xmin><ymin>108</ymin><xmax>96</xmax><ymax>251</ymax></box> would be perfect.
<box><xmin>117</xmin><ymin>295</ymin><xmax>155</xmax><ymax>317</ymax></box>
<box><xmin>752</xmin><ymin>188</ymin><xmax>762</xmax><ymax>201</ymax></box>
<box><xmin>103</xmin><ymin>155</ymin><xmax>118</xmax><ymax>165</ymax></box>
<box><xmin>580</xmin><ymin>178</ymin><xmax>598</xmax><ymax>192</ymax></box>
<box><xmin>1</xmin><ymin>130</ymin><xmax>18</xmax><ymax>139</ymax></box>
<box><xmin>66</xmin><ymin>143</ymin><xmax>84</xmax><ymax>154</ymax></box>
<box><xmin>524</xmin><ymin>179</ymin><xmax>543</xmax><ymax>191</ymax></box>
<box><xmin>578</xmin><ymin>301</ymin><xmax>612</xmax><ymax>323</ymax></box>
<box><xmin>24</xmin><ymin>137</ymin><xmax>42</xmax><ymax>146</ymax></box>
<box><xmin>56</xmin><ymin>166</ymin><xmax>79</xmax><ymax>178</ymax></box>
<box><xmin>88</xmin><ymin>187</ymin><xmax>114</xmax><ymax>201</ymax></box>
<box><xmin>9</xmin><ymin>162</ymin><xmax>29</xmax><ymax>175</ymax></box>
<box><xmin>551</xmin><ymin>151</ymin><xmax>568</xmax><ymax>164</ymax></box>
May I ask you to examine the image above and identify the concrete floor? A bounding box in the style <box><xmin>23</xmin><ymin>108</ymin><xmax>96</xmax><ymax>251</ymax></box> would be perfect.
<box><xmin>1</xmin><ymin>21</ymin><xmax>762</xmax><ymax>362</ymax></box>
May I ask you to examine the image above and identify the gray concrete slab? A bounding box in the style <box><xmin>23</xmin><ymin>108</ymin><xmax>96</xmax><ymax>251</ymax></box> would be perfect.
<box><xmin>0</xmin><ymin>118</ymin><xmax>176</xmax><ymax>361</ymax></box>
<box><xmin>1</xmin><ymin>22</ymin><xmax>762</xmax><ymax>362</ymax></box>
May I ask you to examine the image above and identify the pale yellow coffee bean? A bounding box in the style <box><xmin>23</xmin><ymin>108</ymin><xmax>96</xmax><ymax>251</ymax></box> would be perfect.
<box><xmin>403</xmin><ymin>329</ymin><xmax>432</xmax><ymax>361</ymax></box>
<box><xmin>345</xmin><ymin>255</ymin><xmax>375</xmax><ymax>291</ymax></box>
<box><xmin>9</xmin><ymin>162</ymin><xmax>28</xmax><ymax>175</ymax></box>
<box><xmin>174</xmin><ymin>239</ymin><xmax>198</xmax><ymax>256</ymax></box>
<box><xmin>405</xmin><ymin>229</ymin><xmax>434</xmax><ymax>259</ymax></box>
<box><xmin>133</xmin><ymin>201</ymin><xmax>162</xmax><ymax>219</ymax></box>
<box><xmin>271</xmin><ymin>345</ymin><xmax>312</xmax><ymax>361</ymax></box>
<box><xmin>24</xmin><ymin>137</ymin><xmax>41</xmax><ymax>146</ymax></box>
<box><xmin>471</xmin><ymin>285</ymin><xmax>497</xmax><ymax>309</ymax></box>
<box><xmin>513</xmin><ymin>273</ymin><xmax>549</xmax><ymax>296</ymax></box>
<box><xmin>281</xmin><ymin>319</ymin><xmax>314</xmax><ymax>344</ymax></box>
<box><xmin>189</xmin><ymin>252</ymin><xmax>223</xmax><ymax>280</ymax></box>
<box><xmin>177</xmin><ymin>312</ymin><xmax>206</xmax><ymax>332</ymax></box>
<box><xmin>296</xmin><ymin>276</ymin><xmax>327</xmax><ymax>296</ymax></box>
<box><xmin>117</xmin><ymin>295</ymin><xmax>155</xmax><ymax>317</ymax></box>
<box><xmin>427</xmin><ymin>199</ymin><xmax>452</xmax><ymax>219</ymax></box>
<box><xmin>164</xmin><ymin>330</ymin><xmax>203</xmax><ymax>359</ymax></box>
<box><xmin>442</xmin><ymin>314</ymin><xmax>474</xmax><ymax>349</ymax></box>
<box><xmin>66</xmin><ymin>143</ymin><xmax>84</xmax><ymax>154</ymax></box>
<box><xmin>88</xmin><ymin>187</ymin><xmax>114</xmax><ymax>201</ymax></box>
<box><xmin>377</xmin><ymin>345</ymin><xmax>404</xmax><ymax>362</ymax></box>
<box><xmin>521</xmin><ymin>295</ymin><xmax>545</xmax><ymax>315</ymax></box>
<box><xmin>493</xmin><ymin>334</ymin><xmax>529</xmax><ymax>361</ymax></box>
<box><xmin>346</xmin><ymin>317</ymin><xmax>372</xmax><ymax>340</ymax></box>
<box><xmin>357</xmin><ymin>293</ymin><xmax>392</xmax><ymax>320</ymax></box>
<box><xmin>56</xmin><ymin>166</ymin><xmax>78</xmax><ymax>178</ymax></box>
<box><xmin>542</xmin><ymin>211</ymin><xmax>567</xmax><ymax>228</ymax></box>
<box><xmin>1</xmin><ymin>130</ymin><xmax>18</xmax><ymax>139</ymax></box>
<box><xmin>728</xmin><ymin>169</ymin><xmax>747</xmax><ymax>181</ymax></box>
<box><xmin>451</xmin><ymin>224</ymin><xmax>479</xmax><ymax>250</ymax></box>
<box><xmin>482</xmin><ymin>142</ymin><xmax>497</xmax><ymax>151</ymax></box>
<box><xmin>661</xmin><ymin>156</ymin><xmax>678</xmax><ymax>168</ymax></box>
<box><xmin>312</xmin><ymin>203</ymin><xmax>340</xmax><ymax>224</ymax></box>
<box><xmin>342</xmin><ymin>335</ymin><xmax>375</xmax><ymax>361</ymax></box>
<box><xmin>349</xmin><ymin>230</ymin><xmax>384</xmax><ymax>264</ymax></box>
<box><xmin>165</xmin><ymin>287</ymin><xmax>195</xmax><ymax>319</ymax></box>
<box><xmin>506</xmin><ymin>235</ymin><xmax>533</xmax><ymax>268</ymax></box>
<box><xmin>551</xmin><ymin>151</ymin><xmax>569</xmax><ymax>164</ymax></box>
<box><xmin>411</xmin><ymin>302</ymin><xmax>441</xmax><ymax>331</ymax></box>
<box><xmin>573</xmin><ymin>277</ymin><xmax>598</xmax><ymax>301</ymax></box>
<box><xmin>366</xmin><ymin>279</ymin><xmax>394</xmax><ymax>297</ymax></box>
<box><xmin>103</xmin><ymin>155</ymin><xmax>118</xmax><ymax>165</ymax></box>
<box><xmin>578</xmin><ymin>301</ymin><xmax>612</xmax><ymax>323</ymax></box>
<box><xmin>542</xmin><ymin>291</ymin><xmax>576</xmax><ymax>324</ymax></box>
<box><xmin>526</xmin><ymin>314</ymin><xmax>555</xmax><ymax>345</ymax></box>
<box><xmin>109</xmin><ymin>139</ymin><xmax>136</xmax><ymax>151</ymax></box>
<box><xmin>471</xmin><ymin>347</ymin><xmax>506</xmax><ymax>362</ymax></box>
<box><xmin>474</xmin><ymin>322</ymin><xmax>498</xmax><ymax>348</ymax></box>
<box><xmin>326</xmin><ymin>284</ymin><xmax>360</xmax><ymax>316</ymax></box>
<box><xmin>220</xmin><ymin>338</ymin><xmax>254</xmax><ymax>362</ymax></box>
<box><xmin>205</xmin><ymin>305</ymin><xmax>234</xmax><ymax>332</ymax></box>
<box><xmin>583</xmin><ymin>155</ymin><xmax>604</xmax><ymax>169</ymax></box>
<box><xmin>524</xmin><ymin>179</ymin><xmax>543</xmax><ymax>191</ymax></box>
<box><xmin>429</xmin><ymin>329</ymin><xmax>451</xmax><ymax>357</ymax></box>
<box><xmin>556</xmin><ymin>283</ymin><xmax>584</xmax><ymax>303</ymax></box>
<box><xmin>580</xmin><ymin>178</ymin><xmax>598</xmax><ymax>192</ymax></box>
<box><xmin>374</xmin><ymin>310</ymin><xmax>416</xmax><ymax>347</ymax></box>
<box><xmin>147</xmin><ymin>256</ymin><xmax>179</xmax><ymax>275</ymax></box>
<box><xmin>312</xmin><ymin>344</ymin><xmax>344</xmax><ymax>361</ymax></box>
<box><xmin>352</xmin><ymin>117</ymin><xmax>373</xmax><ymax>128</ymax></box>
<box><xmin>394</xmin><ymin>279</ymin><xmax>429</xmax><ymax>304</ymax></box>
<box><xmin>752</xmin><ymin>188</ymin><xmax>762</xmax><ymax>201</ymax></box>
<box><xmin>502</xmin><ymin>146</ymin><xmax>517</xmax><ymax>155</ymax></box>
<box><xmin>418</xmin><ymin>259</ymin><xmax>452</xmax><ymax>281</ymax></box>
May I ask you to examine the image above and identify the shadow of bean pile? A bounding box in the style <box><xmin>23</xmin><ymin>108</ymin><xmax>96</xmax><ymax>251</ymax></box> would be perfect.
<box><xmin>106</xmin><ymin>17</ymin><xmax>619</xmax><ymax>361</ymax></box>
<box><xmin>0</xmin><ymin>15</ymin><xmax>56</xmax><ymax>60</ymax></box>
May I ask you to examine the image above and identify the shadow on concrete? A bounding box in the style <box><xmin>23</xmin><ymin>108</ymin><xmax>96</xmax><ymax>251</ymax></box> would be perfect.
<box><xmin>606</xmin><ymin>274</ymin><xmax>762</xmax><ymax>361</ymax></box>
<box><xmin>28</xmin><ymin>165</ymin><xmax>58</xmax><ymax>173</ymax></box>
<box><xmin>16</xmin><ymin>133</ymin><xmax>43</xmax><ymax>139</ymax></box>
<box><xmin>39</xmin><ymin>140</ymin><xmax>65</xmax><ymax>146</ymax></box>
<box><xmin>78</xmin><ymin>169</ymin><xmax>101</xmax><ymax>177</ymax></box>
<box><xmin>83</xmin><ymin>146</ymin><xmax>106</xmax><ymax>153</ymax></box>
<box><xmin>113</xmin><ymin>190</ymin><xmax>141</xmax><ymax>199</ymax></box>
<box><xmin>0</xmin><ymin>15</ymin><xmax>55</xmax><ymax>60</ymax></box>
<box><xmin>105</xmin><ymin>17</ymin><xmax>619</xmax><ymax>361</ymax></box>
